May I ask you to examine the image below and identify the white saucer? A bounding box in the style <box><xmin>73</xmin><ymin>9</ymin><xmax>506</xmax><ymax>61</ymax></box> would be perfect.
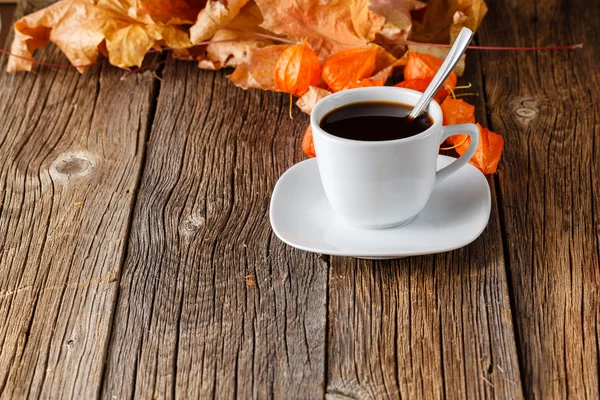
<box><xmin>269</xmin><ymin>155</ymin><xmax>491</xmax><ymax>259</ymax></box>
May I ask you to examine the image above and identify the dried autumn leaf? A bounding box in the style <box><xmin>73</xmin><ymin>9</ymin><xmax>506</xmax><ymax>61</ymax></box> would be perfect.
<box><xmin>404</xmin><ymin>51</ymin><xmax>457</xmax><ymax>90</ymax></box>
<box><xmin>253</xmin><ymin>0</ymin><xmax>385</xmax><ymax>61</ymax></box>
<box><xmin>107</xmin><ymin>24</ymin><xmax>190</xmax><ymax>69</ymax></box>
<box><xmin>449</xmin><ymin>1</ymin><xmax>488</xmax><ymax>43</ymax></box>
<box><xmin>371</xmin><ymin>43</ymin><xmax>399</xmax><ymax>73</ymax></box>
<box><xmin>95</xmin><ymin>0</ymin><xmax>200</xmax><ymax>25</ymax></box>
<box><xmin>371</xmin><ymin>48</ymin><xmax>408</xmax><ymax>82</ymax></box>
<box><xmin>190</xmin><ymin>0</ymin><xmax>250</xmax><ymax>44</ymax></box>
<box><xmin>138</xmin><ymin>0</ymin><xmax>205</xmax><ymax>24</ymax></box>
<box><xmin>197</xmin><ymin>2</ymin><xmax>272</xmax><ymax>70</ymax></box>
<box><xmin>368</xmin><ymin>43</ymin><xmax>407</xmax><ymax>82</ymax></box>
<box><xmin>455</xmin><ymin>123</ymin><xmax>503</xmax><ymax>174</ymax></box>
<box><xmin>229</xmin><ymin>45</ymin><xmax>289</xmax><ymax>90</ymax></box>
<box><xmin>322</xmin><ymin>47</ymin><xmax>377</xmax><ymax>92</ymax></box>
<box><xmin>302</xmin><ymin>125</ymin><xmax>316</xmax><ymax>158</ymax></box>
<box><xmin>7</xmin><ymin>0</ymin><xmax>191</xmax><ymax>72</ymax></box>
<box><xmin>296</xmin><ymin>86</ymin><xmax>331</xmax><ymax>114</ymax></box>
<box><xmin>395</xmin><ymin>78</ymin><xmax>448</xmax><ymax>104</ymax></box>
<box><xmin>8</xmin><ymin>0</ymin><xmax>109</xmax><ymax>72</ymax></box>
<box><xmin>274</xmin><ymin>40</ymin><xmax>321</xmax><ymax>97</ymax></box>
<box><xmin>370</xmin><ymin>0</ymin><xmax>426</xmax><ymax>48</ymax></box>
<box><xmin>411</xmin><ymin>0</ymin><xmax>488</xmax><ymax>44</ymax></box>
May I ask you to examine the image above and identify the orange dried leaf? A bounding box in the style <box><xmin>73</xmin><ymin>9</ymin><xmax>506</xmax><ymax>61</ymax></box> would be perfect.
<box><xmin>322</xmin><ymin>47</ymin><xmax>377</xmax><ymax>92</ymax></box>
<box><xmin>274</xmin><ymin>40</ymin><xmax>321</xmax><ymax>97</ymax></box>
<box><xmin>455</xmin><ymin>123</ymin><xmax>504</xmax><ymax>174</ymax></box>
<box><xmin>395</xmin><ymin>78</ymin><xmax>448</xmax><ymax>104</ymax></box>
<box><xmin>404</xmin><ymin>51</ymin><xmax>457</xmax><ymax>90</ymax></box>
<box><xmin>302</xmin><ymin>125</ymin><xmax>316</xmax><ymax>158</ymax></box>
<box><xmin>440</xmin><ymin>97</ymin><xmax>475</xmax><ymax>145</ymax></box>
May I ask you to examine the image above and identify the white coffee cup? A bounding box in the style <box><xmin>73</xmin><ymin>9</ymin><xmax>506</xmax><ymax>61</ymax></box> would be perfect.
<box><xmin>311</xmin><ymin>87</ymin><xmax>480</xmax><ymax>229</ymax></box>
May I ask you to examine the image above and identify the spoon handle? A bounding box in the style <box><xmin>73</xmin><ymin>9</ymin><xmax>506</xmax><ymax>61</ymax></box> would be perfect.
<box><xmin>408</xmin><ymin>27</ymin><xmax>474</xmax><ymax>119</ymax></box>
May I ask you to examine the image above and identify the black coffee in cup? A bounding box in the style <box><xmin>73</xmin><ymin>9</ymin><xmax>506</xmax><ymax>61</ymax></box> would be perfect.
<box><xmin>319</xmin><ymin>101</ymin><xmax>433</xmax><ymax>142</ymax></box>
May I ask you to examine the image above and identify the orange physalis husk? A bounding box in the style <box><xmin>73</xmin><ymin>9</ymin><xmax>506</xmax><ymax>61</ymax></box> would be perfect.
<box><xmin>441</xmin><ymin>97</ymin><xmax>475</xmax><ymax>124</ymax></box>
<box><xmin>455</xmin><ymin>123</ymin><xmax>504</xmax><ymax>174</ymax></box>
<box><xmin>344</xmin><ymin>78</ymin><xmax>385</xmax><ymax>90</ymax></box>
<box><xmin>440</xmin><ymin>97</ymin><xmax>476</xmax><ymax>147</ymax></box>
<box><xmin>302</xmin><ymin>125</ymin><xmax>316</xmax><ymax>158</ymax></box>
<box><xmin>274</xmin><ymin>40</ymin><xmax>321</xmax><ymax>97</ymax></box>
<box><xmin>395</xmin><ymin>78</ymin><xmax>448</xmax><ymax>104</ymax></box>
<box><xmin>321</xmin><ymin>47</ymin><xmax>378</xmax><ymax>92</ymax></box>
<box><xmin>404</xmin><ymin>51</ymin><xmax>457</xmax><ymax>91</ymax></box>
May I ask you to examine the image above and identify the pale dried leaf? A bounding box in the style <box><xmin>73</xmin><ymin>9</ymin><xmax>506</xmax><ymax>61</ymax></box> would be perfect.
<box><xmin>254</xmin><ymin>0</ymin><xmax>385</xmax><ymax>61</ymax></box>
<box><xmin>8</xmin><ymin>0</ymin><xmax>112</xmax><ymax>72</ymax></box>
<box><xmin>190</xmin><ymin>0</ymin><xmax>250</xmax><ymax>43</ymax></box>
<box><xmin>7</xmin><ymin>0</ymin><xmax>192</xmax><ymax>72</ymax></box>
<box><xmin>198</xmin><ymin>2</ymin><xmax>272</xmax><ymax>69</ymax></box>
<box><xmin>228</xmin><ymin>44</ymin><xmax>288</xmax><ymax>90</ymax></box>
<box><xmin>449</xmin><ymin>1</ymin><xmax>488</xmax><ymax>42</ymax></box>
<box><xmin>370</xmin><ymin>0</ymin><xmax>426</xmax><ymax>42</ymax></box>
<box><xmin>296</xmin><ymin>86</ymin><xmax>331</xmax><ymax>114</ymax></box>
<box><xmin>106</xmin><ymin>24</ymin><xmax>190</xmax><ymax>68</ymax></box>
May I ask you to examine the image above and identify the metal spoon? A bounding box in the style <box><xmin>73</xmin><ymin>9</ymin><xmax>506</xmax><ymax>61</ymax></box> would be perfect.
<box><xmin>408</xmin><ymin>27</ymin><xmax>474</xmax><ymax>119</ymax></box>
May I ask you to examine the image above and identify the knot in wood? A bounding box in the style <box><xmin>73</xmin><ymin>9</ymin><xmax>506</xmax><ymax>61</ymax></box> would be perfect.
<box><xmin>515</xmin><ymin>107</ymin><xmax>537</xmax><ymax>118</ymax></box>
<box><xmin>180</xmin><ymin>213</ymin><xmax>205</xmax><ymax>236</ymax></box>
<box><xmin>513</xmin><ymin>99</ymin><xmax>539</xmax><ymax>126</ymax></box>
<box><xmin>50</xmin><ymin>151</ymin><xmax>97</xmax><ymax>181</ymax></box>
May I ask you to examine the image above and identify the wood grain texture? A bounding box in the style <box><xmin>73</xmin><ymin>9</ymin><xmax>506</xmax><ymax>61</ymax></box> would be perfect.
<box><xmin>0</xmin><ymin>1</ymin><xmax>153</xmax><ymax>398</ymax></box>
<box><xmin>102</xmin><ymin>62</ymin><xmax>328</xmax><ymax>399</ymax></box>
<box><xmin>0</xmin><ymin>4</ymin><xmax>15</xmax><ymax>46</ymax></box>
<box><xmin>326</xmin><ymin>54</ymin><xmax>524</xmax><ymax>399</ymax></box>
<box><xmin>478</xmin><ymin>0</ymin><xmax>600</xmax><ymax>398</ymax></box>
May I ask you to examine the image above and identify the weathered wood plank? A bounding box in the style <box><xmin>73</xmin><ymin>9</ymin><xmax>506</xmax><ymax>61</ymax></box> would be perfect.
<box><xmin>0</xmin><ymin>2</ymin><xmax>153</xmax><ymax>398</ymax></box>
<box><xmin>102</xmin><ymin>63</ymin><xmax>328</xmax><ymax>399</ymax></box>
<box><xmin>478</xmin><ymin>0</ymin><xmax>600</xmax><ymax>398</ymax></box>
<box><xmin>326</xmin><ymin>54</ymin><xmax>524</xmax><ymax>399</ymax></box>
<box><xmin>0</xmin><ymin>4</ymin><xmax>15</xmax><ymax>45</ymax></box>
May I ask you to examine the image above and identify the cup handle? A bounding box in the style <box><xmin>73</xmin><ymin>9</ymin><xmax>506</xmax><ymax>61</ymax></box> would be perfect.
<box><xmin>435</xmin><ymin>123</ymin><xmax>480</xmax><ymax>185</ymax></box>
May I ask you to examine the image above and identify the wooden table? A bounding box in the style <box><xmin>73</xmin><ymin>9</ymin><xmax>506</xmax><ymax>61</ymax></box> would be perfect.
<box><xmin>0</xmin><ymin>1</ymin><xmax>598</xmax><ymax>399</ymax></box>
